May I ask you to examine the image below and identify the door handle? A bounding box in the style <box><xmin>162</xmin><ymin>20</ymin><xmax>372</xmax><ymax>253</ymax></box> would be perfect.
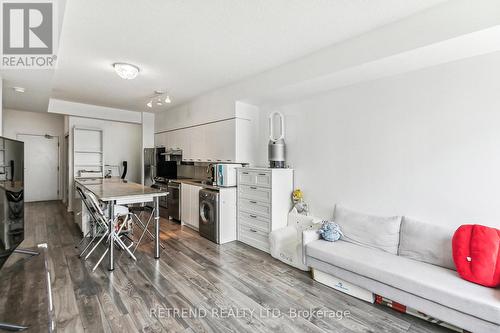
<box><xmin>249</xmin><ymin>200</ymin><xmax>257</xmax><ymax>204</ymax></box>
<box><xmin>249</xmin><ymin>215</ymin><xmax>257</xmax><ymax>219</ymax></box>
<box><xmin>249</xmin><ymin>228</ymin><xmax>257</xmax><ymax>233</ymax></box>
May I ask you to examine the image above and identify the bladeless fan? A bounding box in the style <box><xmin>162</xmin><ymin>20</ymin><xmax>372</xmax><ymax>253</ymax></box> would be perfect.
<box><xmin>268</xmin><ymin>111</ymin><xmax>286</xmax><ymax>168</ymax></box>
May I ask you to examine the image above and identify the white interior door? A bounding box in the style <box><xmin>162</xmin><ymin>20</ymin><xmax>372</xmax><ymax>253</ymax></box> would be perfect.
<box><xmin>17</xmin><ymin>134</ymin><xmax>59</xmax><ymax>202</ymax></box>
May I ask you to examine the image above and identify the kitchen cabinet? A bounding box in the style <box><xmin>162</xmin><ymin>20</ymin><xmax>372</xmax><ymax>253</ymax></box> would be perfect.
<box><xmin>205</xmin><ymin>120</ymin><xmax>235</xmax><ymax>162</ymax></box>
<box><xmin>181</xmin><ymin>183</ymin><xmax>201</xmax><ymax>230</ymax></box>
<box><xmin>155</xmin><ymin>118</ymin><xmax>252</xmax><ymax>163</ymax></box>
<box><xmin>155</xmin><ymin>132</ymin><xmax>168</xmax><ymax>148</ymax></box>
<box><xmin>188</xmin><ymin>126</ymin><xmax>205</xmax><ymax>162</ymax></box>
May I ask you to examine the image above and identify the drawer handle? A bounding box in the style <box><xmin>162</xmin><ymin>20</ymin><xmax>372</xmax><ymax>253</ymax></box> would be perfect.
<box><xmin>249</xmin><ymin>228</ymin><xmax>257</xmax><ymax>233</ymax></box>
<box><xmin>249</xmin><ymin>214</ymin><xmax>257</xmax><ymax>218</ymax></box>
<box><xmin>258</xmin><ymin>173</ymin><xmax>267</xmax><ymax>176</ymax></box>
<box><xmin>250</xmin><ymin>186</ymin><xmax>257</xmax><ymax>190</ymax></box>
<box><xmin>249</xmin><ymin>200</ymin><xmax>257</xmax><ymax>204</ymax></box>
<box><xmin>242</xmin><ymin>172</ymin><xmax>249</xmax><ymax>175</ymax></box>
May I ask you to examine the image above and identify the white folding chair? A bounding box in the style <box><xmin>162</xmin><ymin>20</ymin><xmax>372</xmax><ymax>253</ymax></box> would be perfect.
<box><xmin>75</xmin><ymin>186</ymin><xmax>108</xmax><ymax>258</ymax></box>
<box><xmin>128</xmin><ymin>205</ymin><xmax>165</xmax><ymax>254</ymax></box>
<box><xmin>85</xmin><ymin>192</ymin><xmax>137</xmax><ymax>272</ymax></box>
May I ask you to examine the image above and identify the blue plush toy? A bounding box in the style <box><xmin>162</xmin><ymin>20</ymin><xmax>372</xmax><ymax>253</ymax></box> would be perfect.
<box><xmin>319</xmin><ymin>221</ymin><xmax>343</xmax><ymax>242</ymax></box>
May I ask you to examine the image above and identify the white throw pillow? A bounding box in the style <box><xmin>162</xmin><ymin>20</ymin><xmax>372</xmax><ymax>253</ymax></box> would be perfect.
<box><xmin>398</xmin><ymin>217</ymin><xmax>456</xmax><ymax>270</ymax></box>
<box><xmin>333</xmin><ymin>205</ymin><xmax>402</xmax><ymax>254</ymax></box>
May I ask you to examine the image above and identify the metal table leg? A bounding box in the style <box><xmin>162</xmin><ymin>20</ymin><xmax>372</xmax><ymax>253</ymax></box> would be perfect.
<box><xmin>154</xmin><ymin>196</ymin><xmax>160</xmax><ymax>259</ymax></box>
<box><xmin>108</xmin><ymin>201</ymin><xmax>115</xmax><ymax>271</ymax></box>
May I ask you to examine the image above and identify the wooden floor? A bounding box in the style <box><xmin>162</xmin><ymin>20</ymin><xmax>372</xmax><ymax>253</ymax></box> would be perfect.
<box><xmin>0</xmin><ymin>201</ymin><xmax>451</xmax><ymax>333</ymax></box>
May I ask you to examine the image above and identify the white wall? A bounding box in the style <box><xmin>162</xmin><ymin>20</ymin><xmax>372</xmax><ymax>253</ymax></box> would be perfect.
<box><xmin>258</xmin><ymin>51</ymin><xmax>500</xmax><ymax>228</ymax></box>
<box><xmin>3</xmin><ymin>109</ymin><xmax>64</xmax><ymax>140</ymax></box>
<box><xmin>2</xmin><ymin>109</ymin><xmax>65</xmax><ymax>198</ymax></box>
<box><xmin>152</xmin><ymin>0</ymin><xmax>500</xmax><ymax>228</ymax></box>
<box><xmin>155</xmin><ymin>0</ymin><xmax>500</xmax><ymax>133</ymax></box>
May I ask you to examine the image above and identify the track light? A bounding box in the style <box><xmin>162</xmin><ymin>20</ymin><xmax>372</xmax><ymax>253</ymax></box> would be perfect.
<box><xmin>146</xmin><ymin>90</ymin><xmax>172</xmax><ymax>109</ymax></box>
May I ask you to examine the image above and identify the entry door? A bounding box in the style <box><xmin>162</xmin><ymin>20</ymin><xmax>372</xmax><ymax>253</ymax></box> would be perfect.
<box><xmin>17</xmin><ymin>134</ymin><xmax>59</xmax><ymax>202</ymax></box>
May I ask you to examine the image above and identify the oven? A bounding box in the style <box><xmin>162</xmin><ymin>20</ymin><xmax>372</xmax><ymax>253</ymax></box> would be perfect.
<box><xmin>167</xmin><ymin>180</ymin><xmax>181</xmax><ymax>221</ymax></box>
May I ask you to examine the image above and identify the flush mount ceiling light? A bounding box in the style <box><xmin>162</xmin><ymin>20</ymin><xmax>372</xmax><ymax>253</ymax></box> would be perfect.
<box><xmin>146</xmin><ymin>90</ymin><xmax>172</xmax><ymax>109</ymax></box>
<box><xmin>113</xmin><ymin>62</ymin><xmax>140</xmax><ymax>80</ymax></box>
<box><xmin>12</xmin><ymin>86</ymin><xmax>25</xmax><ymax>93</ymax></box>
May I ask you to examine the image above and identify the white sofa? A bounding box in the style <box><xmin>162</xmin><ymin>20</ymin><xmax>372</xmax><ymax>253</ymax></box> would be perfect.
<box><xmin>302</xmin><ymin>205</ymin><xmax>500</xmax><ymax>333</ymax></box>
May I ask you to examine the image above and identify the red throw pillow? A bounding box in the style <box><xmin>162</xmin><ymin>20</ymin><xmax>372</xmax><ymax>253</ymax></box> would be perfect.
<box><xmin>452</xmin><ymin>224</ymin><xmax>500</xmax><ymax>287</ymax></box>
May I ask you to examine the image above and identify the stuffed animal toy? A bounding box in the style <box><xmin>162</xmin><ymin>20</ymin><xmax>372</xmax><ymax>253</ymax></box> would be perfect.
<box><xmin>319</xmin><ymin>220</ymin><xmax>343</xmax><ymax>242</ymax></box>
<box><xmin>291</xmin><ymin>189</ymin><xmax>309</xmax><ymax>215</ymax></box>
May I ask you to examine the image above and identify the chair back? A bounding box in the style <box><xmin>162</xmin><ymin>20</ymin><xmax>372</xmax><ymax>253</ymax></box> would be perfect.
<box><xmin>86</xmin><ymin>191</ymin><xmax>108</xmax><ymax>226</ymax></box>
<box><xmin>76</xmin><ymin>186</ymin><xmax>99</xmax><ymax>221</ymax></box>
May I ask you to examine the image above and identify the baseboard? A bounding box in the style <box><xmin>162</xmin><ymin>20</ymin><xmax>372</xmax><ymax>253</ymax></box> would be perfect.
<box><xmin>312</xmin><ymin>268</ymin><xmax>375</xmax><ymax>303</ymax></box>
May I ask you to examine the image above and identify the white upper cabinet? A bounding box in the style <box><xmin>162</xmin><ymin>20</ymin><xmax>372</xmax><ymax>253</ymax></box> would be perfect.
<box><xmin>205</xmin><ymin>119</ymin><xmax>235</xmax><ymax>162</ymax></box>
<box><xmin>155</xmin><ymin>117</ymin><xmax>253</xmax><ymax>163</ymax></box>
<box><xmin>155</xmin><ymin>132</ymin><xmax>167</xmax><ymax>148</ymax></box>
<box><xmin>189</xmin><ymin>125</ymin><xmax>206</xmax><ymax>162</ymax></box>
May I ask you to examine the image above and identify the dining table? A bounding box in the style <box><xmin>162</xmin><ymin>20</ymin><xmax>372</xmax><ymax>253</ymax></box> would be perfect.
<box><xmin>75</xmin><ymin>177</ymin><xmax>168</xmax><ymax>271</ymax></box>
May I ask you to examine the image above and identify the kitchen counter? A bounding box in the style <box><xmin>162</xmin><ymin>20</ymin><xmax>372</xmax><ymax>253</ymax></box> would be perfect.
<box><xmin>170</xmin><ymin>178</ymin><xmax>225</xmax><ymax>191</ymax></box>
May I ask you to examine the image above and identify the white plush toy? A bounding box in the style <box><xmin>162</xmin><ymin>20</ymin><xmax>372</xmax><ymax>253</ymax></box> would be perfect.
<box><xmin>269</xmin><ymin>213</ymin><xmax>321</xmax><ymax>271</ymax></box>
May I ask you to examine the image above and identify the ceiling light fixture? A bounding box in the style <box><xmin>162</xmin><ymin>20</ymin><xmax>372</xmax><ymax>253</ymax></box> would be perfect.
<box><xmin>13</xmin><ymin>86</ymin><xmax>25</xmax><ymax>93</ymax></box>
<box><xmin>146</xmin><ymin>90</ymin><xmax>172</xmax><ymax>109</ymax></box>
<box><xmin>113</xmin><ymin>62</ymin><xmax>140</xmax><ymax>80</ymax></box>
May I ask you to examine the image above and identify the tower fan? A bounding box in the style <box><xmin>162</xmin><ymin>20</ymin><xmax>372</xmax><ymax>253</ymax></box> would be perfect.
<box><xmin>268</xmin><ymin>111</ymin><xmax>286</xmax><ymax>168</ymax></box>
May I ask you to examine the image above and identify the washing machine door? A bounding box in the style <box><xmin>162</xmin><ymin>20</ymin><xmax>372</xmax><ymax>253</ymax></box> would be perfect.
<box><xmin>199</xmin><ymin>197</ymin><xmax>218</xmax><ymax>243</ymax></box>
<box><xmin>199</xmin><ymin>200</ymin><xmax>214</xmax><ymax>225</ymax></box>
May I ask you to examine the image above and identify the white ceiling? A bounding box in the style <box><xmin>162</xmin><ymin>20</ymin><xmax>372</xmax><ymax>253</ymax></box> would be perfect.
<box><xmin>3</xmin><ymin>0</ymin><xmax>449</xmax><ymax>113</ymax></box>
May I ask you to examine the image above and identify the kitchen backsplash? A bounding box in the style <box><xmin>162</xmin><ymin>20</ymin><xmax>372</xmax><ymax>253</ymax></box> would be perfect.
<box><xmin>177</xmin><ymin>164</ymin><xmax>211</xmax><ymax>180</ymax></box>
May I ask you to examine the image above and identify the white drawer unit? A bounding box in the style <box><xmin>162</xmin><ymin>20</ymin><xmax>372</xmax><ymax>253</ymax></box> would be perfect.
<box><xmin>238</xmin><ymin>170</ymin><xmax>272</xmax><ymax>188</ymax></box>
<box><xmin>239</xmin><ymin>198</ymin><xmax>271</xmax><ymax>218</ymax></box>
<box><xmin>238</xmin><ymin>223</ymin><xmax>270</xmax><ymax>252</ymax></box>
<box><xmin>237</xmin><ymin>167</ymin><xmax>293</xmax><ymax>253</ymax></box>
<box><xmin>238</xmin><ymin>211</ymin><xmax>270</xmax><ymax>231</ymax></box>
<box><xmin>238</xmin><ymin>185</ymin><xmax>272</xmax><ymax>202</ymax></box>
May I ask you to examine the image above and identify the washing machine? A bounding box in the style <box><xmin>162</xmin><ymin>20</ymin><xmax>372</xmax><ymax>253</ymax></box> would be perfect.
<box><xmin>199</xmin><ymin>189</ymin><xmax>219</xmax><ymax>243</ymax></box>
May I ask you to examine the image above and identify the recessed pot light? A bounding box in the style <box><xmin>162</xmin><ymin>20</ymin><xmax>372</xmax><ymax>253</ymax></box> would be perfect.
<box><xmin>13</xmin><ymin>87</ymin><xmax>25</xmax><ymax>93</ymax></box>
<box><xmin>113</xmin><ymin>62</ymin><xmax>140</xmax><ymax>80</ymax></box>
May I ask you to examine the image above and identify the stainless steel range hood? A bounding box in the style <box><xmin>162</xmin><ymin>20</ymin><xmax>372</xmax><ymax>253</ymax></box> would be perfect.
<box><xmin>161</xmin><ymin>148</ymin><xmax>183</xmax><ymax>156</ymax></box>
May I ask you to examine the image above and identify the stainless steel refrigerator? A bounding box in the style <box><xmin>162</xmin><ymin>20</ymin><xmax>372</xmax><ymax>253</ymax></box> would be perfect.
<box><xmin>144</xmin><ymin>148</ymin><xmax>156</xmax><ymax>187</ymax></box>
